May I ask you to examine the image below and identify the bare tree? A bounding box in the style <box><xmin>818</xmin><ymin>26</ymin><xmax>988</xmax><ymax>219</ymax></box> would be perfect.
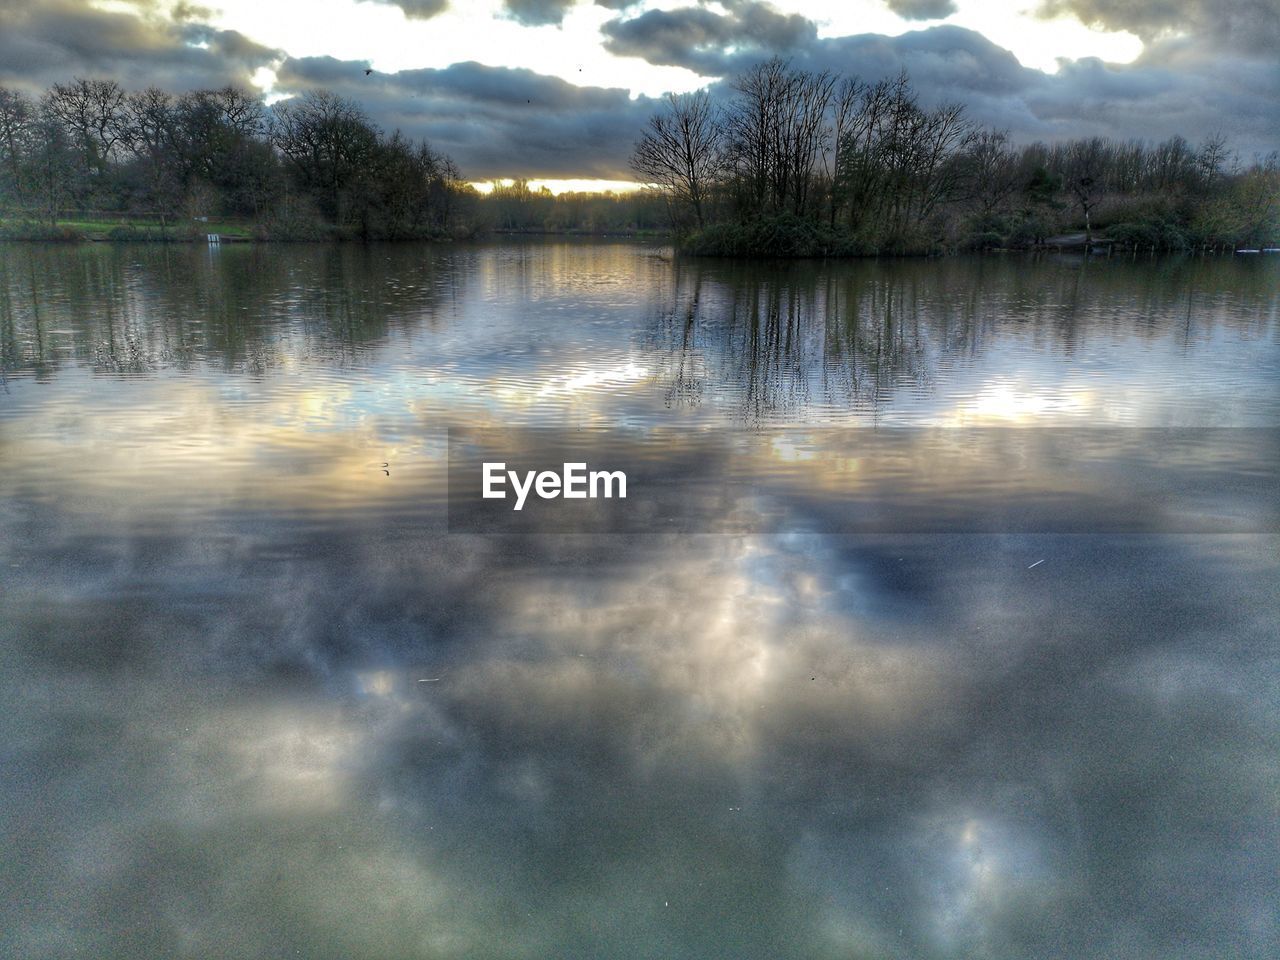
<box><xmin>833</xmin><ymin>74</ymin><xmax>896</xmax><ymax>231</ymax></box>
<box><xmin>26</xmin><ymin>116</ymin><xmax>77</xmax><ymax>225</ymax></box>
<box><xmin>823</xmin><ymin>76</ymin><xmax>864</xmax><ymax>226</ymax></box>
<box><xmin>1153</xmin><ymin>135</ymin><xmax>1199</xmax><ymax>192</ymax></box>
<box><xmin>721</xmin><ymin>59</ymin><xmax>784</xmax><ymax>211</ymax></box>
<box><xmin>631</xmin><ymin>90</ymin><xmax>720</xmax><ymax>228</ymax></box>
<box><xmin>122</xmin><ymin>87</ymin><xmax>179</xmax><ymax>219</ymax></box>
<box><xmin>833</xmin><ymin>71</ymin><xmax>974</xmax><ymax>246</ymax></box>
<box><xmin>0</xmin><ymin>87</ymin><xmax>35</xmax><ymax>206</ymax></box>
<box><xmin>1196</xmin><ymin>132</ymin><xmax>1233</xmax><ymax>190</ymax></box>
<box><xmin>1228</xmin><ymin>152</ymin><xmax>1280</xmax><ymax>247</ymax></box>
<box><xmin>961</xmin><ymin>129</ymin><xmax>1020</xmax><ymax>215</ymax></box>
<box><xmin>43</xmin><ymin>78</ymin><xmax>127</xmax><ymax>177</ymax></box>
<box><xmin>785</xmin><ymin>68</ymin><xmax>837</xmax><ymax>216</ymax></box>
<box><xmin>271</xmin><ymin>90</ymin><xmax>379</xmax><ymax>223</ymax></box>
<box><xmin>211</xmin><ymin>86</ymin><xmax>267</xmax><ymax>139</ymax></box>
<box><xmin>721</xmin><ymin>59</ymin><xmax>835</xmax><ymax>217</ymax></box>
<box><xmin>908</xmin><ymin>100</ymin><xmax>977</xmax><ymax>225</ymax></box>
<box><xmin>1060</xmin><ymin>137</ymin><xmax>1107</xmax><ymax>244</ymax></box>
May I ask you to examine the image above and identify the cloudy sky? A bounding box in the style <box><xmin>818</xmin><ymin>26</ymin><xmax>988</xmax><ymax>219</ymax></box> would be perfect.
<box><xmin>0</xmin><ymin>0</ymin><xmax>1276</xmax><ymax>191</ymax></box>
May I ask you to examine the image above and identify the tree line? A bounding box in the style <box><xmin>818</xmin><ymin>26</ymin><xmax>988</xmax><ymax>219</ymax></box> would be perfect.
<box><xmin>1</xmin><ymin>71</ymin><xmax>1275</xmax><ymax>251</ymax></box>
<box><xmin>0</xmin><ymin>79</ymin><xmax>475</xmax><ymax>239</ymax></box>
<box><xmin>481</xmin><ymin>179</ymin><xmax>668</xmax><ymax>235</ymax></box>
<box><xmin>632</xmin><ymin>59</ymin><xmax>1280</xmax><ymax>255</ymax></box>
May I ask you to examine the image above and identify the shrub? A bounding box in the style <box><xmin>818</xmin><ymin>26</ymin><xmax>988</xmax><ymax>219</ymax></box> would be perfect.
<box><xmin>0</xmin><ymin>220</ymin><xmax>83</xmax><ymax>241</ymax></box>
<box><xmin>681</xmin><ymin>213</ymin><xmax>871</xmax><ymax>257</ymax></box>
<box><xmin>1109</xmin><ymin>219</ymin><xmax>1189</xmax><ymax>251</ymax></box>
<box><xmin>257</xmin><ymin>199</ymin><xmax>330</xmax><ymax>241</ymax></box>
<box><xmin>1005</xmin><ymin>213</ymin><xmax>1058</xmax><ymax>248</ymax></box>
<box><xmin>964</xmin><ymin>230</ymin><xmax>1006</xmax><ymax>251</ymax></box>
<box><xmin>106</xmin><ymin>224</ymin><xmax>172</xmax><ymax>241</ymax></box>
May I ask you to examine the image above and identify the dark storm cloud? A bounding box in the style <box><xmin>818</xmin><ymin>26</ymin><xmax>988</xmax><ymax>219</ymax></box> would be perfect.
<box><xmin>601</xmin><ymin>1</ymin><xmax>817</xmax><ymax>74</ymax></box>
<box><xmin>865</xmin><ymin>27</ymin><xmax>1277</xmax><ymax>152</ymax></box>
<box><xmin>596</xmin><ymin>5</ymin><xmax>1277</xmax><ymax>157</ymax></box>
<box><xmin>0</xmin><ymin>0</ymin><xmax>278</xmax><ymax>95</ymax></box>
<box><xmin>1037</xmin><ymin>0</ymin><xmax>1280</xmax><ymax>56</ymax></box>
<box><xmin>275</xmin><ymin>57</ymin><xmax>657</xmax><ymax>180</ymax></box>
<box><xmin>0</xmin><ymin>0</ymin><xmax>1274</xmax><ymax>179</ymax></box>
<box><xmin>501</xmin><ymin>0</ymin><xmax>578</xmax><ymax>26</ymax></box>
<box><xmin>798</xmin><ymin>25</ymin><xmax>1032</xmax><ymax>96</ymax></box>
<box><xmin>1022</xmin><ymin>48</ymin><xmax>1277</xmax><ymax>151</ymax></box>
<box><xmin>368</xmin><ymin>0</ymin><xmax>449</xmax><ymax>19</ymax></box>
<box><xmin>274</xmin><ymin>11</ymin><xmax>1277</xmax><ymax>183</ymax></box>
<box><xmin>886</xmin><ymin>0</ymin><xmax>959</xmax><ymax>20</ymax></box>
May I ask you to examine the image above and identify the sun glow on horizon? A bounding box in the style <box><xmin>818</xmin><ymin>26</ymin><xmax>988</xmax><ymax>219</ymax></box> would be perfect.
<box><xmin>470</xmin><ymin>178</ymin><xmax>646</xmax><ymax>196</ymax></box>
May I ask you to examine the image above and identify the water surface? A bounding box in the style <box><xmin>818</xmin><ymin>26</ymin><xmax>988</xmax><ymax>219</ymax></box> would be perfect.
<box><xmin>1</xmin><ymin>242</ymin><xmax>1278</xmax><ymax>959</ymax></box>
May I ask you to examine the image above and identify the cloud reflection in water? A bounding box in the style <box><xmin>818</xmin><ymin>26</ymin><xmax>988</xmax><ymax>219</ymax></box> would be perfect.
<box><xmin>0</xmin><ymin>242</ymin><xmax>1278</xmax><ymax>958</ymax></box>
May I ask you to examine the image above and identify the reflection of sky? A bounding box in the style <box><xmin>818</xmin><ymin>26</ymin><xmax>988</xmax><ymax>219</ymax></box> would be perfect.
<box><xmin>1</xmin><ymin>242</ymin><xmax>1279</xmax><ymax>959</ymax></box>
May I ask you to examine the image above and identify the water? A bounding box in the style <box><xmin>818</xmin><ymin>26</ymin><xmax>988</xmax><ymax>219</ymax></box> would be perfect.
<box><xmin>1</xmin><ymin>241</ymin><xmax>1277</xmax><ymax>959</ymax></box>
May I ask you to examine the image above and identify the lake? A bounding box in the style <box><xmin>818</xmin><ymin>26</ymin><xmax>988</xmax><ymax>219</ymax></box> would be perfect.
<box><xmin>1</xmin><ymin>241</ymin><xmax>1278</xmax><ymax>959</ymax></box>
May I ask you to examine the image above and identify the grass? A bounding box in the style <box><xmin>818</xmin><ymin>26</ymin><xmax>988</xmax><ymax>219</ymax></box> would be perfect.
<box><xmin>0</xmin><ymin>217</ymin><xmax>255</xmax><ymax>241</ymax></box>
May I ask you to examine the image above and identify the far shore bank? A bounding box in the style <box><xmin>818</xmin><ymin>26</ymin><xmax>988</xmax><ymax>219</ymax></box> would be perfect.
<box><xmin>1</xmin><ymin>218</ymin><xmax>1273</xmax><ymax>258</ymax></box>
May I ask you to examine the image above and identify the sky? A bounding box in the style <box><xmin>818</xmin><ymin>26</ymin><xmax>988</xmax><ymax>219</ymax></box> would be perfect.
<box><xmin>0</xmin><ymin>0</ymin><xmax>1276</xmax><ymax>191</ymax></box>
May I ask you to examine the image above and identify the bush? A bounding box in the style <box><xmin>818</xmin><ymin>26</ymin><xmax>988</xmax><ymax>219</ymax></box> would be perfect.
<box><xmin>1005</xmin><ymin>213</ymin><xmax>1058</xmax><ymax>248</ymax></box>
<box><xmin>0</xmin><ymin>220</ymin><xmax>83</xmax><ymax>241</ymax></box>
<box><xmin>964</xmin><ymin>230</ymin><xmax>1006</xmax><ymax>251</ymax></box>
<box><xmin>1109</xmin><ymin>219</ymin><xmax>1189</xmax><ymax>251</ymax></box>
<box><xmin>681</xmin><ymin>212</ymin><xmax>870</xmax><ymax>257</ymax></box>
<box><xmin>106</xmin><ymin>224</ymin><xmax>172</xmax><ymax>241</ymax></box>
<box><xmin>257</xmin><ymin>199</ymin><xmax>330</xmax><ymax>241</ymax></box>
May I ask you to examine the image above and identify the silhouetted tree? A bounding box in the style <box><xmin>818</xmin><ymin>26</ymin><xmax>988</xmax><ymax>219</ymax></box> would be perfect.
<box><xmin>272</xmin><ymin>90</ymin><xmax>379</xmax><ymax>223</ymax></box>
<box><xmin>631</xmin><ymin>90</ymin><xmax>719</xmax><ymax>228</ymax></box>
<box><xmin>43</xmin><ymin>78</ymin><xmax>127</xmax><ymax>192</ymax></box>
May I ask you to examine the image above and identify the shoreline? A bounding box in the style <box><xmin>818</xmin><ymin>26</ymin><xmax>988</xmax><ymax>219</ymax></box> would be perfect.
<box><xmin>0</xmin><ymin>224</ymin><xmax>1270</xmax><ymax>259</ymax></box>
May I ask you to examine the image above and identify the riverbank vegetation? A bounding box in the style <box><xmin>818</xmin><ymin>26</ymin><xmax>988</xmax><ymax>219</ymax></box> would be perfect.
<box><xmin>480</xmin><ymin>179</ymin><xmax>667</xmax><ymax>236</ymax></box>
<box><xmin>0</xmin><ymin>81</ymin><xmax>476</xmax><ymax>241</ymax></box>
<box><xmin>1</xmin><ymin>71</ymin><xmax>1275</xmax><ymax>252</ymax></box>
<box><xmin>0</xmin><ymin>78</ymin><xmax>678</xmax><ymax>243</ymax></box>
<box><xmin>632</xmin><ymin>61</ymin><xmax>1280</xmax><ymax>256</ymax></box>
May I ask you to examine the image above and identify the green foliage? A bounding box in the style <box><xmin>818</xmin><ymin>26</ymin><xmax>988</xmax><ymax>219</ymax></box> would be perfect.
<box><xmin>1107</xmin><ymin>219</ymin><xmax>1189</xmax><ymax>251</ymax></box>
<box><xmin>1004</xmin><ymin>213</ymin><xmax>1054</xmax><ymax>247</ymax></box>
<box><xmin>636</xmin><ymin>61</ymin><xmax>1275</xmax><ymax>258</ymax></box>
<box><xmin>0</xmin><ymin>220</ymin><xmax>82</xmax><ymax>240</ymax></box>
<box><xmin>2</xmin><ymin>68</ymin><xmax>1275</xmax><ymax>252</ymax></box>
<box><xmin>682</xmin><ymin>213</ymin><xmax>869</xmax><ymax>258</ymax></box>
<box><xmin>0</xmin><ymin>79</ymin><xmax>474</xmax><ymax>243</ymax></box>
<box><xmin>250</xmin><ymin>196</ymin><xmax>328</xmax><ymax>240</ymax></box>
<box><xmin>106</xmin><ymin>224</ymin><xmax>168</xmax><ymax>241</ymax></box>
<box><xmin>964</xmin><ymin>230</ymin><xmax>1006</xmax><ymax>251</ymax></box>
<box><xmin>479</xmin><ymin>179</ymin><xmax>669</xmax><ymax>235</ymax></box>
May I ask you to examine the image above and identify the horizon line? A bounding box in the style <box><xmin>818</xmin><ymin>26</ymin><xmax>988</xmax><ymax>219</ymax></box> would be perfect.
<box><xmin>469</xmin><ymin>179</ymin><xmax>647</xmax><ymax>196</ymax></box>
